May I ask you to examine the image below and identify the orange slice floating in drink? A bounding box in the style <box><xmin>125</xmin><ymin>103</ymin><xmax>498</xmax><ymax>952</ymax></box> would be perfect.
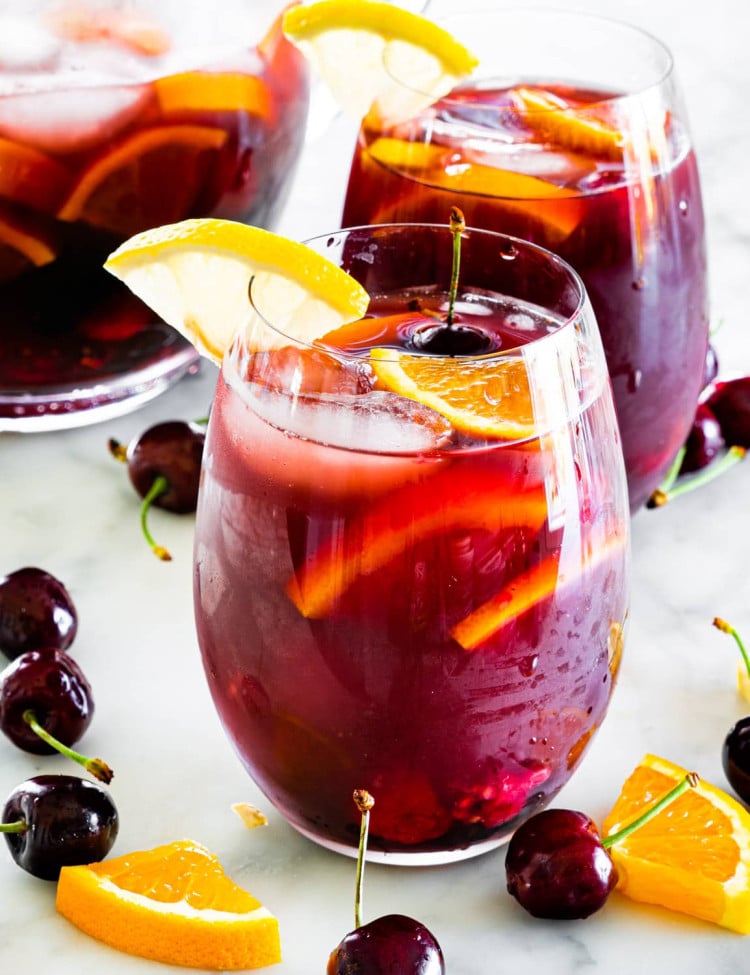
<box><xmin>515</xmin><ymin>86</ymin><xmax>625</xmax><ymax>160</ymax></box>
<box><xmin>58</xmin><ymin>124</ymin><xmax>229</xmax><ymax>237</ymax></box>
<box><xmin>602</xmin><ymin>754</ymin><xmax>750</xmax><ymax>933</ymax></box>
<box><xmin>451</xmin><ymin>529</ymin><xmax>627</xmax><ymax>650</ymax></box>
<box><xmin>56</xmin><ymin>840</ymin><xmax>281</xmax><ymax>969</ymax></box>
<box><xmin>370</xmin><ymin>350</ymin><xmax>536</xmax><ymax>442</ymax></box>
<box><xmin>0</xmin><ymin>209</ymin><xmax>57</xmax><ymax>282</ymax></box>
<box><xmin>287</xmin><ymin>464</ymin><xmax>549</xmax><ymax>619</ymax></box>
<box><xmin>155</xmin><ymin>73</ymin><xmax>274</xmax><ymax>125</ymax></box>
<box><xmin>0</xmin><ymin>136</ymin><xmax>71</xmax><ymax>213</ymax></box>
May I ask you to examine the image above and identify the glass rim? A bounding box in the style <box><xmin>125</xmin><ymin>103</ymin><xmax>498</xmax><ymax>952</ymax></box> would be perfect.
<box><xmin>385</xmin><ymin>6</ymin><xmax>675</xmax><ymax>107</ymax></box>
<box><xmin>241</xmin><ymin>221</ymin><xmax>589</xmax><ymax>366</ymax></box>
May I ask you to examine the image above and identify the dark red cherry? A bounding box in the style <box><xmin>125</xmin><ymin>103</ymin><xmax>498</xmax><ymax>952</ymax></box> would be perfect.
<box><xmin>680</xmin><ymin>402</ymin><xmax>725</xmax><ymax>473</ymax></box>
<box><xmin>0</xmin><ymin>648</ymin><xmax>93</xmax><ymax>755</ymax></box>
<box><xmin>0</xmin><ymin>567</ymin><xmax>77</xmax><ymax>661</ymax></box>
<box><xmin>327</xmin><ymin>914</ymin><xmax>445</xmax><ymax>974</ymax></box>
<box><xmin>505</xmin><ymin>808</ymin><xmax>617</xmax><ymax>919</ymax></box>
<box><xmin>410</xmin><ymin>322</ymin><xmax>495</xmax><ymax>356</ymax></box>
<box><xmin>114</xmin><ymin>420</ymin><xmax>205</xmax><ymax>513</ymax></box>
<box><xmin>722</xmin><ymin>716</ymin><xmax>750</xmax><ymax>804</ymax></box>
<box><xmin>706</xmin><ymin>377</ymin><xmax>750</xmax><ymax>447</ymax></box>
<box><xmin>1</xmin><ymin>774</ymin><xmax>118</xmax><ymax>880</ymax></box>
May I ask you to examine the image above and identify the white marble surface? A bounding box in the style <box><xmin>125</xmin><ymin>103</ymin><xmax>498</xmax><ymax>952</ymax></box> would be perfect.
<box><xmin>2</xmin><ymin>1</ymin><xmax>750</xmax><ymax>971</ymax></box>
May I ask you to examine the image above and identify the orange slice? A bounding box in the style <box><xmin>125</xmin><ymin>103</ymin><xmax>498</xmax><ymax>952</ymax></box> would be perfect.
<box><xmin>516</xmin><ymin>86</ymin><xmax>624</xmax><ymax>160</ymax></box>
<box><xmin>370</xmin><ymin>350</ymin><xmax>536</xmax><ymax>441</ymax></box>
<box><xmin>365</xmin><ymin>136</ymin><xmax>584</xmax><ymax>244</ymax></box>
<box><xmin>0</xmin><ymin>136</ymin><xmax>72</xmax><ymax>213</ymax></box>
<box><xmin>451</xmin><ymin>529</ymin><xmax>627</xmax><ymax>650</ymax></box>
<box><xmin>155</xmin><ymin>72</ymin><xmax>274</xmax><ymax>123</ymax></box>
<box><xmin>602</xmin><ymin>754</ymin><xmax>750</xmax><ymax>933</ymax></box>
<box><xmin>288</xmin><ymin>463</ymin><xmax>549</xmax><ymax>619</ymax></box>
<box><xmin>55</xmin><ymin>840</ymin><xmax>281</xmax><ymax>969</ymax></box>
<box><xmin>0</xmin><ymin>211</ymin><xmax>57</xmax><ymax>282</ymax></box>
<box><xmin>58</xmin><ymin>124</ymin><xmax>228</xmax><ymax>237</ymax></box>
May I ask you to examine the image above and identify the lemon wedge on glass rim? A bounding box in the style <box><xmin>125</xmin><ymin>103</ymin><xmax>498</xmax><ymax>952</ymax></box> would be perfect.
<box><xmin>282</xmin><ymin>0</ymin><xmax>478</xmax><ymax>123</ymax></box>
<box><xmin>104</xmin><ymin>218</ymin><xmax>370</xmax><ymax>364</ymax></box>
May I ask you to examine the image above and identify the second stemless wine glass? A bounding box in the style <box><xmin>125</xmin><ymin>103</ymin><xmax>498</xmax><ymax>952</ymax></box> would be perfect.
<box><xmin>193</xmin><ymin>223</ymin><xmax>630</xmax><ymax>865</ymax></box>
<box><xmin>342</xmin><ymin>9</ymin><xmax>710</xmax><ymax>511</ymax></box>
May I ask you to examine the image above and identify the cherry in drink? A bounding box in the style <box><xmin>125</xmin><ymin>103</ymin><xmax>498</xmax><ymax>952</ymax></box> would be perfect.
<box><xmin>342</xmin><ymin>10</ymin><xmax>709</xmax><ymax>510</ymax></box>
<box><xmin>193</xmin><ymin>224</ymin><xmax>629</xmax><ymax>864</ymax></box>
<box><xmin>0</xmin><ymin>1</ymin><xmax>308</xmax><ymax>428</ymax></box>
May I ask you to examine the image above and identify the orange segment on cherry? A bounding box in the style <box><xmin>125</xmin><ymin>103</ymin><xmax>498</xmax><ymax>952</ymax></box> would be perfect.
<box><xmin>0</xmin><ymin>566</ymin><xmax>78</xmax><ymax>661</ymax></box>
<box><xmin>108</xmin><ymin>419</ymin><xmax>206</xmax><ymax>560</ymax></box>
<box><xmin>0</xmin><ymin>775</ymin><xmax>118</xmax><ymax>880</ymax></box>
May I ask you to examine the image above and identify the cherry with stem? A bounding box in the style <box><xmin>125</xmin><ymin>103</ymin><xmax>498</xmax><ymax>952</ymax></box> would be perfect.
<box><xmin>327</xmin><ymin>789</ymin><xmax>445</xmax><ymax>975</ymax></box>
<box><xmin>505</xmin><ymin>772</ymin><xmax>698</xmax><ymax>919</ymax></box>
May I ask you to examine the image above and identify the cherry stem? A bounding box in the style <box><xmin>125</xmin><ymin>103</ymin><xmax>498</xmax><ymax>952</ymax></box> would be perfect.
<box><xmin>657</xmin><ymin>444</ymin><xmax>687</xmax><ymax>495</ymax></box>
<box><xmin>23</xmin><ymin>709</ymin><xmax>114</xmax><ymax>784</ymax></box>
<box><xmin>647</xmin><ymin>446</ymin><xmax>746</xmax><ymax>509</ymax></box>
<box><xmin>141</xmin><ymin>476</ymin><xmax>173</xmax><ymax>562</ymax></box>
<box><xmin>713</xmin><ymin>617</ymin><xmax>750</xmax><ymax>677</ymax></box>
<box><xmin>602</xmin><ymin>771</ymin><xmax>698</xmax><ymax>849</ymax></box>
<box><xmin>107</xmin><ymin>438</ymin><xmax>128</xmax><ymax>463</ymax></box>
<box><xmin>352</xmin><ymin>788</ymin><xmax>375</xmax><ymax>930</ymax></box>
<box><xmin>446</xmin><ymin>207</ymin><xmax>465</xmax><ymax>328</ymax></box>
<box><xmin>0</xmin><ymin>819</ymin><xmax>27</xmax><ymax>834</ymax></box>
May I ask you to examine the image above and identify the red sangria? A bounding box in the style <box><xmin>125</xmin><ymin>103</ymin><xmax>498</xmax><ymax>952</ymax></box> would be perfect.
<box><xmin>0</xmin><ymin>0</ymin><xmax>308</xmax><ymax>429</ymax></box>
<box><xmin>193</xmin><ymin>224</ymin><xmax>630</xmax><ymax>864</ymax></box>
<box><xmin>342</xmin><ymin>10</ymin><xmax>709</xmax><ymax>510</ymax></box>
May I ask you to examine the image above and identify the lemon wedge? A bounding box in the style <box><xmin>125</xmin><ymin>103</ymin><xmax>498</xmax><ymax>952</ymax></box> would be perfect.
<box><xmin>104</xmin><ymin>218</ymin><xmax>370</xmax><ymax>364</ymax></box>
<box><xmin>282</xmin><ymin>0</ymin><xmax>478</xmax><ymax>123</ymax></box>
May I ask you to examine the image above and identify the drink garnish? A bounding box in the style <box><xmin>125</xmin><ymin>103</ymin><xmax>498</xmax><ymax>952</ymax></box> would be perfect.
<box><xmin>282</xmin><ymin>0</ymin><xmax>478</xmax><ymax>123</ymax></box>
<box><xmin>515</xmin><ymin>85</ymin><xmax>625</xmax><ymax>159</ymax></box>
<box><xmin>104</xmin><ymin>218</ymin><xmax>370</xmax><ymax>364</ymax></box>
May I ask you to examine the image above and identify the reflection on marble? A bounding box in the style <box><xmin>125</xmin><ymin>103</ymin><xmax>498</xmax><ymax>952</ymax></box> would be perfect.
<box><xmin>1</xmin><ymin>0</ymin><xmax>750</xmax><ymax>972</ymax></box>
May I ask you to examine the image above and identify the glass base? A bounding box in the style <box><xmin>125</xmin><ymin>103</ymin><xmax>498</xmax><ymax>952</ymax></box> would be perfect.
<box><xmin>290</xmin><ymin>821</ymin><xmax>513</xmax><ymax>866</ymax></box>
<box><xmin>0</xmin><ymin>344</ymin><xmax>201</xmax><ymax>432</ymax></box>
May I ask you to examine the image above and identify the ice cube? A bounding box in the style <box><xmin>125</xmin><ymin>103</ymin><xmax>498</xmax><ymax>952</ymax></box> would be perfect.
<box><xmin>250</xmin><ymin>388</ymin><xmax>453</xmax><ymax>455</ymax></box>
<box><xmin>0</xmin><ymin>83</ymin><xmax>152</xmax><ymax>154</ymax></box>
<box><xmin>0</xmin><ymin>16</ymin><xmax>61</xmax><ymax>71</ymax></box>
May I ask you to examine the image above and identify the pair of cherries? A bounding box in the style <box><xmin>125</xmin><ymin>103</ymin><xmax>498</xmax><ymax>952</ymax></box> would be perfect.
<box><xmin>0</xmin><ymin>567</ymin><xmax>117</xmax><ymax>880</ymax></box>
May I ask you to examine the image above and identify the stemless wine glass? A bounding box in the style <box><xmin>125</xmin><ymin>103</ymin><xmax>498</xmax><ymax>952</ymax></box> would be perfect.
<box><xmin>193</xmin><ymin>222</ymin><xmax>630</xmax><ymax>865</ymax></box>
<box><xmin>342</xmin><ymin>9</ymin><xmax>710</xmax><ymax>511</ymax></box>
<box><xmin>0</xmin><ymin>0</ymin><xmax>308</xmax><ymax>430</ymax></box>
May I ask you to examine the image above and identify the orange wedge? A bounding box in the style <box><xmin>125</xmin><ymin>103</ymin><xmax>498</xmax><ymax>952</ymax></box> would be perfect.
<box><xmin>451</xmin><ymin>530</ymin><xmax>627</xmax><ymax>650</ymax></box>
<box><xmin>155</xmin><ymin>72</ymin><xmax>274</xmax><ymax>123</ymax></box>
<box><xmin>56</xmin><ymin>840</ymin><xmax>281</xmax><ymax>969</ymax></box>
<box><xmin>0</xmin><ymin>212</ymin><xmax>57</xmax><ymax>283</ymax></box>
<box><xmin>516</xmin><ymin>86</ymin><xmax>624</xmax><ymax>160</ymax></box>
<box><xmin>0</xmin><ymin>137</ymin><xmax>72</xmax><ymax>213</ymax></box>
<box><xmin>602</xmin><ymin>754</ymin><xmax>750</xmax><ymax>933</ymax></box>
<box><xmin>288</xmin><ymin>463</ymin><xmax>549</xmax><ymax>619</ymax></box>
<box><xmin>58</xmin><ymin>124</ymin><xmax>228</xmax><ymax>237</ymax></box>
<box><xmin>370</xmin><ymin>350</ymin><xmax>536</xmax><ymax>441</ymax></box>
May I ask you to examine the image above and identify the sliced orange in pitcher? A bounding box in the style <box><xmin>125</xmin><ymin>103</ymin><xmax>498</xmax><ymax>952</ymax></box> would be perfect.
<box><xmin>155</xmin><ymin>72</ymin><xmax>274</xmax><ymax>123</ymax></box>
<box><xmin>0</xmin><ymin>211</ymin><xmax>57</xmax><ymax>282</ymax></box>
<box><xmin>0</xmin><ymin>136</ymin><xmax>72</xmax><ymax>213</ymax></box>
<box><xmin>288</xmin><ymin>464</ymin><xmax>549</xmax><ymax>619</ymax></box>
<box><xmin>515</xmin><ymin>86</ymin><xmax>624</xmax><ymax>160</ymax></box>
<box><xmin>58</xmin><ymin>124</ymin><xmax>228</xmax><ymax>237</ymax></box>
<box><xmin>602</xmin><ymin>754</ymin><xmax>750</xmax><ymax>933</ymax></box>
<box><xmin>451</xmin><ymin>529</ymin><xmax>627</xmax><ymax>650</ymax></box>
<box><xmin>56</xmin><ymin>840</ymin><xmax>281</xmax><ymax>969</ymax></box>
<box><xmin>370</xmin><ymin>349</ymin><xmax>536</xmax><ymax>441</ymax></box>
